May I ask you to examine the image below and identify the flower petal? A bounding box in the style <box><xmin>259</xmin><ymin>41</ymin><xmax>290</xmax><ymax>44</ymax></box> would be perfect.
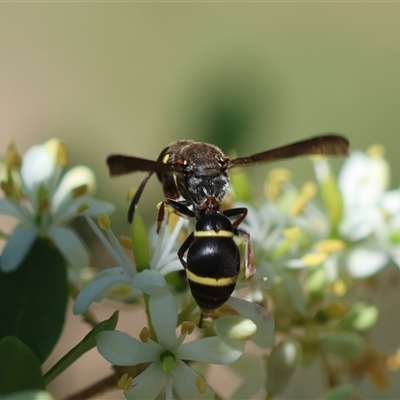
<box><xmin>47</xmin><ymin>225</ymin><xmax>89</xmax><ymax>268</ymax></box>
<box><xmin>179</xmin><ymin>336</ymin><xmax>244</xmax><ymax>364</ymax></box>
<box><xmin>51</xmin><ymin>165</ymin><xmax>96</xmax><ymax>211</ymax></box>
<box><xmin>96</xmin><ymin>331</ymin><xmax>157</xmax><ymax>365</ymax></box>
<box><xmin>149</xmin><ymin>289</ymin><xmax>178</xmax><ymax>348</ymax></box>
<box><xmin>73</xmin><ymin>267</ymin><xmax>132</xmax><ymax>315</ymax></box>
<box><xmin>52</xmin><ymin>198</ymin><xmax>114</xmax><ymax>224</ymax></box>
<box><xmin>347</xmin><ymin>247</ymin><xmax>389</xmax><ymax>278</ymax></box>
<box><xmin>0</xmin><ymin>224</ymin><xmax>38</xmax><ymax>272</ymax></box>
<box><xmin>132</xmin><ymin>270</ymin><xmax>166</xmax><ymax>295</ymax></box>
<box><xmin>173</xmin><ymin>360</ymin><xmax>214</xmax><ymax>400</ymax></box>
<box><xmin>0</xmin><ymin>198</ymin><xmax>31</xmax><ymax>221</ymax></box>
<box><xmin>124</xmin><ymin>362</ymin><xmax>165</xmax><ymax>400</ymax></box>
<box><xmin>20</xmin><ymin>144</ymin><xmax>58</xmax><ymax>209</ymax></box>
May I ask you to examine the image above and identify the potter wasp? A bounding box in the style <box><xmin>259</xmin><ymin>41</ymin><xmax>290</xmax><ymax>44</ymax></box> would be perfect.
<box><xmin>107</xmin><ymin>135</ymin><xmax>349</xmax><ymax>314</ymax></box>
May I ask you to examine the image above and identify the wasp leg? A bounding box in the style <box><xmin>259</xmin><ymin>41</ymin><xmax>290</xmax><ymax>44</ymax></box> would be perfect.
<box><xmin>157</xmin><ymin>199</ymin><xmax>195</xmax><ymax>233</ymax></box>
<box><xmin>234</xmin><ymin>227</ymin><xmax>255</xmax><ymax>279</ymax></box>
<box><xmin>177</xmin><ymin>231</ymin><xmax>194</xmax><ymax>269</ymax></box>
<box><xmin>223</xmin><ymin>207</ymin><xmax>248</xmax><ymax>228</ymax></box>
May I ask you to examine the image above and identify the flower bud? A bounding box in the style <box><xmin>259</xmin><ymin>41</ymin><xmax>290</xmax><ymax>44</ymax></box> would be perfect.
<box><xmin>214</xmin><ymin>316</ymin><xmax>257</xmax><ymax>341</ymax></box>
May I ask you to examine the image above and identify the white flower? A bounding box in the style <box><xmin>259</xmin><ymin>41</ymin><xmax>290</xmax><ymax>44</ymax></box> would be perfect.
<box><xmin>149</xmin><ymin>215</ymin><xmax>187</xmax><ymax>275</ymax></box>
<box><xmin>73</xmin><ymin>214</ymin><xmax>166</xmax><ymax>315</ymax></box>
<box><xmin>0</xmin><ymin>139</ymin><xmax>114</xmax><ymax>272</ymax></box>
<box><xmin>337</xmin><ymin>147</ymin><xmax>398</xmax><ymax>241</ymax></box>
<box><xmin>346</xmin><ymin>214</ymin><xmax>400</xmax><ymax>278</ymax></box>
<box><xmin>96</xmin><ymin>289</ymin><xmax>245</xmax><ymax>400</ymax></box>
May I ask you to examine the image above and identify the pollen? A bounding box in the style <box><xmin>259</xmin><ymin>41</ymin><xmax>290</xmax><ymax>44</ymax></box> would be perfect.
<box><xmin>301</xmin><ymin>252</ymin><xmax>327</xmax><ymax>267</ymax></box>
<box><xmin>117</xmin><ymin>373</ymin><xmax>133</xmax><ymax>390</ymax></box>
<box><xmin>181</xmin><ymin>321</ymin><xmax>195</xmax><ymax>336</ymax></box>
<box><xmin>316</xmin><ymin>239</ymin><xmax>345</xmax><ymax>254</ymax></box>
<box><xmin>98</xmin><ymin>213</ymin><xmax>111</xmax><ymax>230</ymax></box>
<box><xmin>196</xmin><ymin>375</ymin><xmax>207</xmax><ymax>394</ymax></box>
<box><xmin>139</xmin><ymin>327</ymin><xmax>151</xmax><ymax>343</ymax></box>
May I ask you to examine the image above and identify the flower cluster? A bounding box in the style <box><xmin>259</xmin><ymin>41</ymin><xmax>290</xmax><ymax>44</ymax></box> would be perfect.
<box><xmin>2</xmin><ymin>139</ymin><xmax>400</xmax><ymax>400</ymax></box>
<box><xmin>0</xmin><ymin>139</ymin><xmax>114</xmax><ymax>272</ymax></box>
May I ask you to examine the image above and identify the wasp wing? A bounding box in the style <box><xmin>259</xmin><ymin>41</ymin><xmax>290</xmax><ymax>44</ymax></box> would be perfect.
<box><xmin>107</xmin><ymin>155</ymin><xmax>173</xmax><ymax>176</ymax></box>
<box><xmin>228</xmin><ymin>134</ymin><xmax>349</xmax><ymax>168</ymax></box>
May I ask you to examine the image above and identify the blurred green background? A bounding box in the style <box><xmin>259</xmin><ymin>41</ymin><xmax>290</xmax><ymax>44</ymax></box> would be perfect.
<box><xmin>2</xmin><ymin>3</ymin><xmax>400</xmax><ymax>229</ymax></box>
<box><xmin>2</xmin><ymin>3</ymin><xmax>400</xmax><ymax>398</ymax></box>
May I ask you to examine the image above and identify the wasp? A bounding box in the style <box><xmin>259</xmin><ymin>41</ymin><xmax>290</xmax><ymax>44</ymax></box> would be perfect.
<box><xmin>107</xmin><ymin>135</ymin><xmax>349</xmax><ymax>315</ymax></box>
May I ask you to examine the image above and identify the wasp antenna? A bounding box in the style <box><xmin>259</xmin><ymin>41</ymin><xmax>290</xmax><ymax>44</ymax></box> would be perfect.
<box><xmin>127</xmin><ymin>171</ymin><xmax>154</xmax><ymax>223</ymax></box>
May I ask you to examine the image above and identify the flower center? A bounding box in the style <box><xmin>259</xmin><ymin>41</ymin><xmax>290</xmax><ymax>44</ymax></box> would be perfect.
<box><xmin>159</xmin><ymin>350</ymin><xmax>176</xmax><ymax>372</ymax></box>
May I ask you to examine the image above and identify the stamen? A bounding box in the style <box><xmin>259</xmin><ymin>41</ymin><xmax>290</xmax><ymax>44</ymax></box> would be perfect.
<box><xmin>316</xmin><ymin>239</ymin><xmax>345</xmax><ymax>254</ymax></box>
<box><xmin>77</xmin><ymin>203</ymin><xmax>90</xmax><ymax>214</ymax></box>
<box><xmin>290</xmin><ymin>182</ymin><xmax>317</xmax><ymax>216</ymax></box>
<box><xmin>126</xmin><ymin>187</ymin><xmax>137</xmax><ymax>201</ymax></box>
<box><xmin>119</xmin><ymin>235</ymin><xmax>132</xmax><ymax>250</ymax></box>
<box><xmin>283</xmin><ymin>226</ymin><xmax>302</xmax><ymax>241</ymax></box>
<box><xmin>98</xmin><ymin>213</ymin><xmax>111</xmax><ymax>230</ymax></box>
<box><xmin>196</xmin><ymin>376</ymin><xmax>207</xmax><ymax>394</ymax></box>
<box><xmin>71</xmin><ymin>184</ymin><xmax>88</xmax><ymax>198</ymax></box>
<box><xmin>139</xmin><ymin>327</ymin><xmax>150</xmax><ymax>343</ymax></box>
<box><xmin>4</xmin><ymin>142</ymin><xmax>22</xmax><ymax>169</ymax></box>
<box><xmin>117</xmin><ymin>373</ymin><xmax>133</xmax><ymax>390</ymax></box>
<box><xmin>268</xmin><ymin>168</ymin><xmax>292</xmax><ymax>182</ymax></box>
<box><xmin>367</xmin><ymin>144</ymin><xmax>385</xmax><ymax>158</ymax></box>
<box><xmin>181</xmin><ymin>321</ymin><xmax>195</xmax><ymax>336</ymax></box>
<box><xmin>301</xmin><ymin>252</ymin><xmax>327</xmax><ymax>267</ymax></box>
<box><xmin>56</xmin><ymin>141</ymin><xmax>68</xmax><ymax>166</ymax></box>
<box><xmin>332</xmin><ymin>279</ymin><xmax>347</xmax><ymax>296</ymax></box>
<box><xmin>112</xmin><ymin>284</ymin><xmax>132</xmax><ymax>296</ymax></box>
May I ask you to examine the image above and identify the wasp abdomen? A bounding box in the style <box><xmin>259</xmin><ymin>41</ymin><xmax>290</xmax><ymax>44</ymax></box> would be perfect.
<box><xmin>186</xmin><ymin>236</ymin><xmax>240</xmax><ymax>312</ymax></box>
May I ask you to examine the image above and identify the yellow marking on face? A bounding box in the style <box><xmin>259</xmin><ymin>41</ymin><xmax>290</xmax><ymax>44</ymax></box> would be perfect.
<box><xmin>194</xmin><ymin>230</ymin><xmax>234</xmax><ymax>238</ymax></box>
<box><xmin>186</xmin><ymin>269</ymin><xmax>237</xmax><ymax>286</ymax></box>
<box><xmin>162</xmin><ymin>153</ymin><xmax>170</xmax><ymax>164</ymax></box>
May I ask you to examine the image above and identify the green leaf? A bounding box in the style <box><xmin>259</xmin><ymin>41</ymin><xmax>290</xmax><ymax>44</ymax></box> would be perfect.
<box><xmin>0</xmin><ymin>336</ymin><xmax>44</xmax><ymax>395</ymax></box>
<box><xmin>131</xmin><ymin>210</ymin><xmax>150</xmax><ymax>271</ymax></box>
<box><xmin>0</xmin><ymin>238</ymin><xmax>68</xmax><ymax>363</ymax></box>
<box><xmin>44</xmin><ymin>311</ymin><xmax>118</xmax><ymax>385</ymax></box>
<box><xmin>319</xmin><ymin>331</ymin><xmax>365</xmax><ymax>359</ymax></box>
<box><xmin>319</xmin><ymin>174</ymin><xmax>343</xmax><ymax>235</ymax></box>
<box><xmin>323</xmin><ymin>384</ymin><xmax>352</xmax><ymax>400</ymax></box>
